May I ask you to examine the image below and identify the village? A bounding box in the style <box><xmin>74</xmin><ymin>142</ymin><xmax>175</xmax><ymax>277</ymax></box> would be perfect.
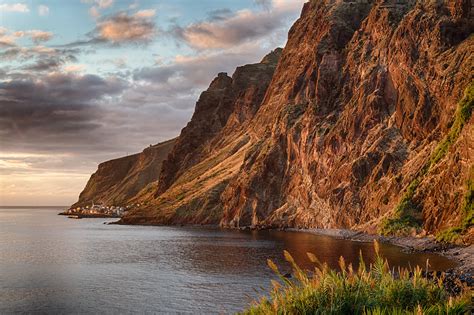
<box><xmin>60</xmin><ymin>202</ymin><xmax>138</xmax><ymax>219</ymax></box>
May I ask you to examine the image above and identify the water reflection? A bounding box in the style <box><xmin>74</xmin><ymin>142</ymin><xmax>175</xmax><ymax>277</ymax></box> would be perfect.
<box><xmin>0</xmin><ymin>207</ymin><xmax>456</xmax><ymax>314</ymax></box>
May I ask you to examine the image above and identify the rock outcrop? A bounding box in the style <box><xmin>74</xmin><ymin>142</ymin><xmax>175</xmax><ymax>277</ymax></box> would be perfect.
<box><xmin>77</xmin><ymin>1</ymin><xmax>473</xmax><ymax>241</ymax></box>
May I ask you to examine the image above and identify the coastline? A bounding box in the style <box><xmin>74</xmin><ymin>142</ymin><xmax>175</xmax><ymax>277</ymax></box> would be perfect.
<box><xmin>113</xmin><ymin>217</ymin><xmax>473</xmax><ymax>275</ymax></box>
<box><xmin>287</xmin><ymin>228</ymin><xmax>473</xmax><ymax>275</ymax></box>
<box><xmin>58</xmin><ymin>212</ymin><xmax>119</xmax><ymax>219</ymax></box>
<box><xmin>69</xmin><ymin>214</ymin><xmax>474</xmax><ymax>287</ymax></box>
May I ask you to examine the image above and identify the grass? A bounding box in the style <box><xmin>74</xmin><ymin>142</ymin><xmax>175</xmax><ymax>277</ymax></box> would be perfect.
<box><xmin>380</xmin><ymin>178</ymin><xmax>422</xmax><ymax>236</ymax></box>
<box><xmin>381</xmin><ymin>82</ymin><xmax>474</xmax><ymax>237</ymax></box>
<box><xmin>436</xmin><ymin>168</ymin><xmax>474</xmax><ymax>243</ymax></box>
<box><xmin>428</xmin><ymin>83</ymin><xmax>474</xmax><ymax>169</ymax></box>
<box><xmin>242</xmin><ymin>241</ymin><xmax>471</xmax><ymax>315</ymax></box>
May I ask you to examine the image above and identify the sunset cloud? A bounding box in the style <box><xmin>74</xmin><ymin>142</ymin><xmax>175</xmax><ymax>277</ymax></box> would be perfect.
<box><xmin>174</xmin><ymin>0</ymin><xmax>304</xmax><ymax>50</ymax></box>
<box><xmin>89</xmin><ymin>6</ymin><xmax>100</xmax><ymax>18</ymax></box>
<box><xmin>64</xmin><ymin>11</ymin><xmax>158</xmax><ymax>46</ymax></box>
<box><xmin>95</xmin><ymin>11</ymin><xmax>157</xmax><ymax>44</ymax></box>
<box><xmin>22</xmin><ymin>57</ymin><xmax>63</xmax><ymax>72</ymax></box>
<box><xmin>13</xmin><ymin>30</ymin><xmax>53</xmax><ymax>43</ymax></box>
<box><xmin>0</xmin><ymin>35</ymin><xmax>16</xmax><ymax>47</ymax></box>
<box><xmin>82</xmin><ymin>0</ymin><xmax>114</xmax><ymax>9</ymax></box>
<box><xmin>134</xmin><ymin>9</ymin><xmax>156</xmax><ymax>18</ymax></box>
<box><xmin>0</xmin><ymin>3</ymin><xmax>29</xmax><ymax>13</ymax></box>
<box><xmin>0</xmin><ymin>0</ymin><xmax>305</xmax><ymax>205</ymax></box>
<box><xmin>96</xmin><ymin>0</ymin><xmax>114</xmax><ymax>9</ymax></box>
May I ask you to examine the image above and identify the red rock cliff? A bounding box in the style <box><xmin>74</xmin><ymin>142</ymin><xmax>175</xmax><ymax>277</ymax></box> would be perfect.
<box><xmin>87</xmin><ymin>1</ymin><xmax>473</xmax><ymax>241</ymax></box>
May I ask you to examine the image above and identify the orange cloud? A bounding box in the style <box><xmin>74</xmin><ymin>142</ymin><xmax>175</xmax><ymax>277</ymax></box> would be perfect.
<box><xmin>14</xmin><ymin>30</ymin><xmax>53</xmax><ymax>43</ymax></box>
<box><xmin>96</xmin><ymin>12</ymin><xmax>156</xmax><ymax>44</ymax></box>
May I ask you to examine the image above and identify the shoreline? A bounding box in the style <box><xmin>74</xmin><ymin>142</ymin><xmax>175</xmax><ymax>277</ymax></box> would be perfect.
<box><xmin>287</xmin><ymin>228</ymin><xmax>473</xmax><ymax>275</ymax></box>
<box><xmin>58</xmin><ymin>212</ymin><xmax>119</xmax><ymax>219</ymax></box>
<box><xmin>72</xmin><ymin>214</ymin><xmax>474</xmax><ymax>277</ymax></box>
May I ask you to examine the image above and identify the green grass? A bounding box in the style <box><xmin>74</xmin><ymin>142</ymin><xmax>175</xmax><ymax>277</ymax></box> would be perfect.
<box><xmin>381</xmin><ymin>82</ymin><xmax>474</xmax><ymax>237</ymax></box>
<box><xmin>428</xmin><ymin>83</ymin><xmax>474</xmax><ymax>169</ymax></box>
<box><xmin>242</xmin><ymin>242</ymin><xmax>471</xmax><ymax>315</ymax></box>
<box><xmin>380</xmin><ymin>215</ymin><xmax>421</xmax><ymax>237</ymax></box>
<box><xmin>436</xmin><ymin>169</ymin><xmax>474</xmax><ymax>243</ymax></box>
<box><xmin>380</xmin><ymin>178</ymin><xmax>422</xmax><ymax>236</ymax></box>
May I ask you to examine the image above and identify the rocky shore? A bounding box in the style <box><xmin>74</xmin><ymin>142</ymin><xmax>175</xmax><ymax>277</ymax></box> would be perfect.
<box><xmin>58</xmin><ymin>212</ymin><xmax>119</xmax><ymax>219</ymax></box>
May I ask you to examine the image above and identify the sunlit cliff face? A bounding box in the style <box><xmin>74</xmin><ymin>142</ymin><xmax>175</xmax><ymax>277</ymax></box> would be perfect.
<box><xmin>0</xmin><ymin>0</ymin><xmax>305</xmax><ymax>206</ymax></box>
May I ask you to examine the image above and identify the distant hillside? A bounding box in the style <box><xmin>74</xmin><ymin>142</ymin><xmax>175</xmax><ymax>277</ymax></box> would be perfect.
<box><xmin>72</xmin><ymin>139</ymin><xmax>175</xmax><ymax>208</ymax></box>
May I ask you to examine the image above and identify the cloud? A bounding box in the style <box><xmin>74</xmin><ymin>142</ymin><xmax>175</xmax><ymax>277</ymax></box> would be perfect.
<box><xmin>65</xmin><ymin>11</ymin><xmax>157</xmax><ymax>46</ymax></box>
<box><xmin>22</xmin><ymin>58</ymin><xmax>63</xmax><ymax>72</ymax></box>
<box><xmin>254</xmin><ymin>0</ymin><xmax>272</xmax><ymax>10</ymax></box>
<box><xmin>206</xmin><ymin>8</ymin><xmax>233</xmax><ymax>21</ymax></box>
<box><xmin>96</xmin><ymin>0</ymin><xmax>114</xmax><ymax>9</ymax></box>
<box><xmin>0</xmin><ymin>28</ymin><xmax>53</xmax><ymax>47</ymax></box>
<box><xmin>96</xmin><ymin>12</ymin><xmax>157</xmax><ymax>44</ymax></box>
<box><xmin>0</xmin><ymin>0</ymin><xmax>306</xmax><ymax>206</ymax></box>
<box><xmin>83</xmin><ymin>0</ymin><xmax>114</xmax><ymax>18</ymax></box>
<box><xmin>63</xmin><ymin>64</ymin><xmax>86</xmax><ymax>73</ymax></box>
<box><xmin>173</xmin><ymin>0</ymin><xmax>304</xmax><ymax>50</ymax></box>
<box><xmin>0</xmin><ymin>72</ymin><xmax>126</xmax><ymax>105</ymax></box>
<box><xmin>104</xmin><ymin>57</ymin><xmax>127</xmax><ymax>68</ymax></box>
<box><xmin>134</xmin><ymin>9</ymin><xmax>156</xmax><ymax>18</ymax></box>
<box><xmin>0</xmin><ymin>35</ymin><xmax>16</xmax><ymax>47</ymax></box>
<box><xmin>0</xmin><ymin>3</ymin><xmax>29</xmax><ymax>13</ymax></box>
<box><xmin>82</xmin><ymin>0</ymin><xmax>114</xmax><ymax>9</ymax></box>
<box><xmin>38</xmin><ymin>5</ymin><xmax>49</xmax><ymax>16</ymax></box>
<box><xmin>89</xmin><ymin>6</ymin><xmax>100</xmax><ymax>18</ymax></box>
<box><xmin>0</xmin><ymin>45</ymin><xmax>79</xmax><ymax>76</ymax></box>
<box><xmin>135</xmin><ymin>46</ymin><xmax>270</xmax><ymax>88</ymax></box>
<box><xmin>0</xmin><ymin>72</ymin><xmax>128</xmax><ymax>158</ymax></box>
<box><xmin>13</xmin><ymin>30</ymin><xmax>53</xmax><ymax>43</ymax></box>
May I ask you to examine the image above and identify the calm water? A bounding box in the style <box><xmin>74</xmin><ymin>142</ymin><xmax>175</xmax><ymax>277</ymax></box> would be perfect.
<box><xmin>0</xmin><ymin>207</ymin><xmax>456</xmax><ymax>314</ymax></box>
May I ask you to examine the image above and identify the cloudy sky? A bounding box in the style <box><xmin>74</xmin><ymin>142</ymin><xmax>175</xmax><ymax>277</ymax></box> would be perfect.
<box><xmin>0</xmin><ymin>0</ymin><xmax>305</xmax><ymax>206</ymax></box>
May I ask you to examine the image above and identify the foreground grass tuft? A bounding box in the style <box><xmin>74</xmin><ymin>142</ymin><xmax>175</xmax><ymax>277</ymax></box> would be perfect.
<box><xmin>242</xmin><ymin>241</ymin><xmax>471</xmax><ymax>314</ymax></box>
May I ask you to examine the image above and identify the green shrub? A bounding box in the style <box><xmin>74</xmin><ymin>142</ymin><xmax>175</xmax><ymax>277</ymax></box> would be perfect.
<box><xmin>429</xmin><ymin>83</ymin><xmax>474</xmax><ymax>168</ymax></box>
<box><xmin>242</xmin><ymin>242</ymin><xmax>471</xmax><ymax>315</ymax></box>
<box><xmin>380</xmin><ymin>178</ymin><xmax>421</xmax><ymax>236</ymax></box>
<box><xmin>380</xmin><ymin>216</ymin><xmax>421</xmax><ymax>237</ymax></box>
<box><xmin>436</xmin><ymin>171</ymin><xmax>474</xmax><ymax>243</ymax></box>
<box><xmin>382</xmin><ymin>82</ymin><xmax>474</xmax><ymax>237</ymax></box>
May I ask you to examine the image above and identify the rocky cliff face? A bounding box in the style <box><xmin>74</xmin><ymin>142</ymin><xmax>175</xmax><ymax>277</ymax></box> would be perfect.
<box><xmin>157</xmin><ymin>49</ymin><xmax>283</xmax><ymax>195</ymax></box>
<box><xmin>217</xmin><ymin>0</ymin><xmax>474</xmax><ymax>237</ymax></box>
<box><xmin>72</xmin><ymin>139</ymin><xmax>175</xmax><ymax>208</ymax></box>
<box><xmin>80</xmin><ymin>0</ymin><xmax>473</xmax><ymax>241</ymax></box>
<box><xmin>119</xmin><ymin>49</ymin><xmax>283</xmax><ymax>224</ymax></box>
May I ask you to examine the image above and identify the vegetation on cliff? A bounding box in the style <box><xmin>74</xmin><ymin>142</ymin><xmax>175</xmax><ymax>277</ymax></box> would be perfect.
<box><xmin>436</xmin><ymin>167</ymin><xmax>474</xmax><ymax>244</ymax></box>
<box><xmin>243</xmin><ymin>242</ymin><xmax>471</xmax><ymax>315</ymax></box>
<box><xmin>381</xmin><ymin>83</ymin><xmax>474</xmax><ymax>238</ymax></box>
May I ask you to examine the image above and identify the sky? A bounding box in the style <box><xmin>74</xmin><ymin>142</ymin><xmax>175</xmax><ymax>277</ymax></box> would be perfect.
<box><xmin>0</xmin><ymin>0</ymin><xmax>305</xmax><ymax>206</ymax></box>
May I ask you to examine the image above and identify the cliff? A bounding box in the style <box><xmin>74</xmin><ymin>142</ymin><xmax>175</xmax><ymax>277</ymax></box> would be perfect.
<box><xmin>71</xmin><ymin>138</ymin><xmax>175</xmax><ymax>208</ymax></box>
<box><xmin>78</xmin><ymin>0</ymin><xmax>473</xmax><ymax>242</ymax></box>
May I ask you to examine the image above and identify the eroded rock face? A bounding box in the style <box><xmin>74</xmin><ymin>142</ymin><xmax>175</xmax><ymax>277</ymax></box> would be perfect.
<box><xmin>156</xmin><ymin>49</ymin><xmax>283</xmax><ymax>195</ymax></box>
<box><xmin>72</xmin><ymin>139</ymin><xmax>175</xmax><ymax>208</ymax></box>
<box><xmin>88</xmin><ymin>1</ymin><xmax>473</xmax><ymax>239</ymax></box>
<box><xmin>219</xmin><ymin>0</ymin><xmax>473</xmax><ymax>234</ymax></box>
<box><xmin>119</xmin><ymin>49</ymin><xmax>282</xmax><ymax>225</ymax></box>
